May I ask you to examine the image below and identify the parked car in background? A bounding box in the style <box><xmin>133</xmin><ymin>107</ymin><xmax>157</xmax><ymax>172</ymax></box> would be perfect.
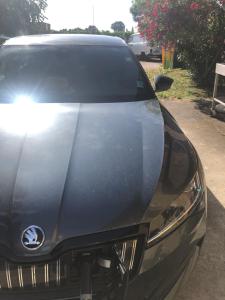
<box><xmin>128</xmin><ymin>33</ymin><xmax>162</xmax><ymax>60</ymax></box>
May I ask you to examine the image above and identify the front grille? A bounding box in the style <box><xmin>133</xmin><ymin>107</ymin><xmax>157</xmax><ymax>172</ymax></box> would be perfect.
<box><xmin>0</xmin><ymin>237</ymin><xmax>143</xmax><ymax>297</ymax></box>
<box><xmin>0</xmin><ymin>257</ymin><xmax>67</xmax><ymax>290</ymax></box>
<box><xmin>114</xmin><ymin>239</ymin><xmax>138</xmax><ymax>273</ymax></box>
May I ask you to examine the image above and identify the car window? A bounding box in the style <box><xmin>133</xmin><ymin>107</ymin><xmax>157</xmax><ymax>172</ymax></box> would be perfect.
<box><xmin>0</xmin><ymin>45</ymin><xmax>154</xmax><ymax>103</ymax></box>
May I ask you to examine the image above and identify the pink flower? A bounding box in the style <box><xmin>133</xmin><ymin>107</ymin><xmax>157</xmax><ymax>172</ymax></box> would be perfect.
<box><xmin>152</xmin><ymin>3</ymin><xmax>159</xmax><ymax>17</ymax></box>
<box><xmin>161</xmin><ymin>6</ymin><xmax>169</xmax><ymax>13</ymax></box>
<box><xmin>161</xmin><ymin>0</ymin><xmax>169</xmax><ymax>13</ymax></box>
<box><xmin>146</xmin><ymin>0</ymin><xmax>151</xmax><ymax>9</ymax></box>
<box><xmin>190</xmin><ymin>2</ymin><xmax>200</xmax><ymax>10</ymax></box>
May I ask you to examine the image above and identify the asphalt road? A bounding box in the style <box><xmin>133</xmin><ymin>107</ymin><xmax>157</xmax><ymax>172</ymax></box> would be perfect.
<box><xmin>162</xmin><ymin>99</ymin><xmax>225</xmax><ymax>300</ymax></box>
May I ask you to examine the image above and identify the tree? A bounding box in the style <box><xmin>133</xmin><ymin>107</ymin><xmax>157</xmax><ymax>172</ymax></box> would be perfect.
<box><xmin>86</xmin><ymin>25</ymin><xmax>99</xmax><ymax>34</ymax></box>
<box><xmin>55</xmin><ymin>27</ymin><xmax>133</xmax><ymax>43</ymax></box>
<box><xmin>130</xmin><ymin>0</ymin><xmax>225</xmax><ymax>87</ymax></box>
<box><xmin>130</xmin><ymin>0</ymin><xmax>146</xmax><ymax>22</ymax></box>
<box><xmin>111</xmin><ymin>21</ymin><xmax>126</xmax><ymax>32</ymax></box>
<box><xmin>58</xmin><ymin>28</ymin><xmax>87</xmax><ymax>34</ymax></box>
<box><xmin>0</xmin><ymin>0</ymin><xmax>48</xmax><ymax>36</ymax></box>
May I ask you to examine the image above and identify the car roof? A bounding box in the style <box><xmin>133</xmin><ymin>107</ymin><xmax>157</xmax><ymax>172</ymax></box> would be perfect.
<box><xmin>131</xmin><ymin>33</ymin><xmax>140</xmax><ymax>36</ymax></box>
<box><xmin>4</xmin><ymin>34</ymin><xmax>127</xmax><ymax>47</ymax></box>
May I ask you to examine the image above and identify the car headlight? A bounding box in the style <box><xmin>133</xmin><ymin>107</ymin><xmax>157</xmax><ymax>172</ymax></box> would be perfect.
<box><xmin>147</xmin><ymin>172</ymin><xmax>204</xmax><ymax>246</ymax></box>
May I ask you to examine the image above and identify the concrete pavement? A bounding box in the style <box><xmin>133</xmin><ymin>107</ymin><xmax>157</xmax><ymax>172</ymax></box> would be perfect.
<box><xmin>140</xmin><ymin>60</ymin><xmax>161</xmax><ymax>70</ymax></box>
<box><xmin>161</xmin><ymin>99</ymin><xmax>225</xmax><ymax>300</ymax></box>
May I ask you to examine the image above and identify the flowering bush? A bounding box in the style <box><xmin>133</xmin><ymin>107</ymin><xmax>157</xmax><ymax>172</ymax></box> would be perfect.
<box><xmin>135</xmin><ymin>0</ymin><xmax>225</xmax><ymax>45</ymax></box>
<box><xmin>131</xmin><ymin>0</ymin><xmax>225</xmax><ymax>87</ymax></box>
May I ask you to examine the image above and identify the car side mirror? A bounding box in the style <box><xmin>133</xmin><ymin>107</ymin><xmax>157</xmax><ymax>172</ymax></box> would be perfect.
<box><xmin>154</xmin><ymin>75</ymin><xmax>174</xmax><ymax>93</ymax></box>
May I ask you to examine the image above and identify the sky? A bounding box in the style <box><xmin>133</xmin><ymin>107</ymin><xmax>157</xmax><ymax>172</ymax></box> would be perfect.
<box><xmin>46</xmin><ymin>0</ymin><xmax>137</xmax><ymax>31</ymax></box>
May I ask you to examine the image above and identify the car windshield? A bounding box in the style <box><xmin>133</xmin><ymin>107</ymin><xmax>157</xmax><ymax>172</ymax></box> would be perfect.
<box><xmin>0</xmin><ymin>45</ymin><xmax>154</xmax><ymax>103</ymax></box>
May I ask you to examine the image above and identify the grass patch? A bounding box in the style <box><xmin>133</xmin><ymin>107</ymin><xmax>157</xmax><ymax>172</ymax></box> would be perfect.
<box><xmin>146</xmin><ymin>67</ymin><xmax>208</xmax><ymax>100</ymax></box>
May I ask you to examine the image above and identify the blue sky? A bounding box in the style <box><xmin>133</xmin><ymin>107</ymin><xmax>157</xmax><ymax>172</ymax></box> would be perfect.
<box><xmin>46</xmin><ymin>0</ymin><xmax>137</xmax><ymax>31</ymax></box>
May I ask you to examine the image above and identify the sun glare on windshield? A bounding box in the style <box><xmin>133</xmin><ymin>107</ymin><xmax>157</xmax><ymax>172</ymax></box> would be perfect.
<box><xmin>14</xmin><ymin>95</ymin><xmax>35</xmax><ymax>105</ymax></box>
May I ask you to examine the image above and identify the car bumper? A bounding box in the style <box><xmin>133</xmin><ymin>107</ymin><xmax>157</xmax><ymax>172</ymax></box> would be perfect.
<box><xmin>127</xmin><ymin>197</ymin><xmax>207</xmax><ymax>300</ymax></box>
<box><xmin>0</xmin><ymin>193</ymin><xmax>206</xmax><ymax>300</ymax></box>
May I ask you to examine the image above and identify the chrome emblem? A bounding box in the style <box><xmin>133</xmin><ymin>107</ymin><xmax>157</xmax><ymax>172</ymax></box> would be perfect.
<box><xmin>21</xmin><ymin>226</ymin><xmax>45</xmax><ymax>250</ymax></box>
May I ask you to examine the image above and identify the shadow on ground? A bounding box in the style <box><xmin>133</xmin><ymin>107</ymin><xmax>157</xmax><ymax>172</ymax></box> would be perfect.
<box><xmin>139</xmin><ymin>57</ymin><xmax>162</xmax><ymax>63</ymax></box>
<box><xmin>176</xmin><ymin>188</ymin><xmax>225</xmax><ymax>300</ymax></box>
<box><xmin>193</xmin><ymin>98</ymin><xmax>225</xmax><ymax>122</ymax></box>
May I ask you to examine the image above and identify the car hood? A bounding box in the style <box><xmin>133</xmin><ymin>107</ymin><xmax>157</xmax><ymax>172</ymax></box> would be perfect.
<box><xmin>0</xmin><ymin>100</ymin><xmax>164</xmax><ymax>259</ymax></box>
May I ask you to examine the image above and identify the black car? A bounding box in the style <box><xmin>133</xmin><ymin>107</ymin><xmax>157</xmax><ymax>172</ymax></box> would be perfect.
<box><xmin>0</xmin><ymin>34</ymin><xmax>207</xmax><ymax>300</ymax></box>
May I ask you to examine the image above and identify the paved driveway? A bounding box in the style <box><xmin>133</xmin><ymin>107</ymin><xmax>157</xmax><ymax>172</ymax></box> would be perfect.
<box><xmin>161</xmin><ymin>99</ymin><xmax>225</xmax><ymax>300</ymax></box>
<box><xmin>140</xmin><ymin>60</ymin><xmax>161</xmax><ymax>70</ymax></box>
